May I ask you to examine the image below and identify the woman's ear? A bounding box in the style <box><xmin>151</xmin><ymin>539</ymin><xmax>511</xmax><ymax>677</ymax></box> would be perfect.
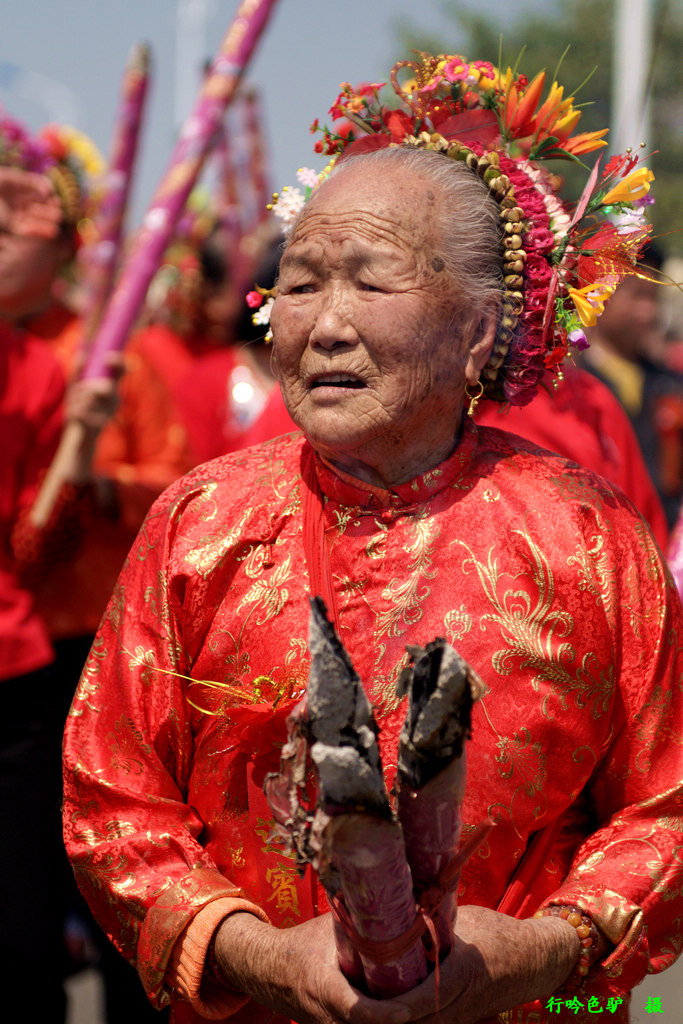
<box><xmin>464</xmin><ymin>306</ymin><xmax>498</xmax><ymax>384</ymax></box>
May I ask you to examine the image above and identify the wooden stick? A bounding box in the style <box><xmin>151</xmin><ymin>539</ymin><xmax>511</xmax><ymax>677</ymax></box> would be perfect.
<box><xmin>30</xmin><ymin>421</ymin><xmax>86</xmax><ymax>528</ymax></box>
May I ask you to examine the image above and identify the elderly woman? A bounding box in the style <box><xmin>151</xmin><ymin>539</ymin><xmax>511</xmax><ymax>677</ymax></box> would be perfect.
<box><xmin>63</xmin><ymin>56</ymin><xmax>683</xmax><ymax>1024</ymax></box>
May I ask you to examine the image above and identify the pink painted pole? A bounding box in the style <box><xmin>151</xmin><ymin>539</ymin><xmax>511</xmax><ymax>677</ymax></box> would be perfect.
<box><xmin>668</xmin><ymin>512</ymin><xmax>683</xmax><ymax>599</ymax></box>
<box><xmin>78</xmin><ymin>42</ymin><xmax>151</xmax><ymax>346</ymax></box>
<box><xmin>214</xmin><ymin>118</ymin><xmax>244</xmax><ymax>261</ymax></box>
<box><xmin>244</xmin><ymin>88</ymin><xmax>270</xmax><ymax>231</ymax></box>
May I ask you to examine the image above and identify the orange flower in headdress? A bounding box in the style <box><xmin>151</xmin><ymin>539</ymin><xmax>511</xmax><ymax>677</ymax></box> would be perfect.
<box><xmin>501</xmin><ymin>73</ymin><xmax>609</xmax><ymax>158</ymax></box>
<box><xmin>601</xmin><ymin>167</ymin><xmax>654</xmax><ymax>206</ymax></box>
<box><xmin>568</xmin><ymin>283</ymin><xmax>616</xmax><ymax>327</ymax></box>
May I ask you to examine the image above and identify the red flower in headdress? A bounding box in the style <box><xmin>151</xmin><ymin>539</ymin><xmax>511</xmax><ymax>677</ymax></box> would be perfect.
<box><xmin>382</xmin><ymin>108</ymin><xmax>413</xmax><ymax>143</ymax></box>
<box><xmin>436</xmin><ymin>109</ymin><xmax>501</xmax><ymax>148</ymax></box>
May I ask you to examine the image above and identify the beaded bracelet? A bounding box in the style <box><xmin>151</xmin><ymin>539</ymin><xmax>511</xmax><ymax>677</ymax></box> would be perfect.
<box><xmin>533</xmin><ymin>904</ymin><xmax>601</xmax><ymax>981</ymax></box>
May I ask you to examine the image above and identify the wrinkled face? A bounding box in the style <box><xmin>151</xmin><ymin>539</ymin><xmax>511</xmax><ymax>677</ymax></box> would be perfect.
<box><xmin>271</xmin><ymin>160</ymin><xmax>492</xmax><ymax>486</ymax></box>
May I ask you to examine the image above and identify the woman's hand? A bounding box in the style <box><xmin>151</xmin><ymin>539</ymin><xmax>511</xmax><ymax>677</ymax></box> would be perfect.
<box><xmin>388</xmin><ymin>905</ymin><xmax>580</xmax><ymax>1024</ymax></box>
<box><xmin>213</xmin><ymin>912</ymin><xmax>410</xmax><ymax>1024</ymax></box>
<box><xmin>60</xmin><ymin>354</ymin><xmax>124</xmax><ymax>485</ymax></box>
<box><xmin>213</xmin><ymin>906</ymin><xmax>579</xmax><ymax>1024</ymax></box>
<box><xmin>65</xmin><ymin>376</ymin><xmax>119</xmax><ymax>436</ymax></box>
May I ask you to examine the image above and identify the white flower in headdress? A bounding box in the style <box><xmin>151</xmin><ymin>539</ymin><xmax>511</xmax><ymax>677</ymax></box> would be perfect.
<box><xmin>609</xmin><ymin>205</ymin><xmax>649</xmax><ymax>234</ymax></box>
<box><xmin>272</xmin><ymin>187</ymin><xmax>306</xmax><ymax>233</ymax></box>
<box><xmin>544</xmin><ymin>192</ymin><xmax>571</xmax><ymax>241</ymax></box>
<box><xmin>252</xmin><ymin>296</ymin><xmax>274</xmax><ymax>326</ymax></box>
<box><xmin>297</xmin><ymin>167</ymin><xmax>321</xmax><ymax>189</ymax></box>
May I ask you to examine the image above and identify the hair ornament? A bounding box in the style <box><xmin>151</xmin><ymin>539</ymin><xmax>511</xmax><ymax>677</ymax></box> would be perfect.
<box><xmin>251</xmin><ymin>52</ymin><xmax>656</xmax><ymax>406</ymax></box>
<box><xmin>0</xmin><ymin>110</ymin><xmax>104</xmax><ymax>236</ymax></box>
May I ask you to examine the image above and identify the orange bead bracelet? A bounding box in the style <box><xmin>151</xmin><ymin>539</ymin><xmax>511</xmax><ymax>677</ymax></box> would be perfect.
<box><xmin>533</xmin><ymin>903</ymin><xmax>601</xmax><ymax>981</ymax></box>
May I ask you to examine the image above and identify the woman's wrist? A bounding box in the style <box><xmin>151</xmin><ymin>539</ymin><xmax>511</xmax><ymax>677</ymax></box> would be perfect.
<box><xmin>212</xmin><ymin>911</ymin><xmax>274</xmax><ymax>996</ymax></box>
<box><xmin>533</xmin><ymin>904</ymin><xmax>606</xmax><ymax>982</ymax></box>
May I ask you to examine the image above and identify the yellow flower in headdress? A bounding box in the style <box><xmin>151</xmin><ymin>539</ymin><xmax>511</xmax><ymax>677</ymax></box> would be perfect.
<box><xmin>601</xmin><ymin>167</ymin><xmax>655</xmax><ymax>206</ymax></box>
<box><xmin>568</xmin><ymin>283</ymin><xmax>616</xmax><ymax>327</ymax></box>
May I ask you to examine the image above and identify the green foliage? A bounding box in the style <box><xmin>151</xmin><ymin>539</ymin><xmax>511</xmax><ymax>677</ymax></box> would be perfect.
<box><xmin>393</xmin><ymin>0</ymin><xmax>683</xmax><ymax>256</ymax></box>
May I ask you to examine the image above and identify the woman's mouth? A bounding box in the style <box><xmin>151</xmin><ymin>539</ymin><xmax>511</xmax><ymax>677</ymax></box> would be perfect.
<box><xmin>309</xmin><ymin>374</ymin><xmax>366</xmax><ymax>390</ymax></box>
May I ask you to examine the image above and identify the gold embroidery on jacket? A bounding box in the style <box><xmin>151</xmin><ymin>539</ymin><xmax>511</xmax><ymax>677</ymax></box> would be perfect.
<box><xmin>73</xmin><ymin>819</ymin><xmax>137</xmax><ymax>848</ymax></box>
<box><xmin>109</xmin><ymin>715</ymin><xmax>152</xmax><ymax>774</ymax></box>
<box><xmin>237</xmin><ymin>553</ymin><xmax>296</xmax><ymax>624</ymax></box>
<box><xmin>366</xmin><ymin>517</ymin><xmax>389</xmax><ymax>560</ymax></box>
<box><xmin>444</xmin><ymin>605</ymin><xmax>474</xmax><ymax>643</ymax></box>
<box><xmin>568</xmin><ymin>533</ymin><xmax>617</xmax><ymax>628</ymax></box>
<box><xmin>184</xmin><ymin>507</ymin><xmax>253</xmax><ymax>579</ymax></box>
<box><xmin>71</xmin><ymin>633</ymin><xmax>108</xmax><ymax>715</ymax></box>
<box><xmin>377</xmin><ymin>509</ymin><xmax>438</xmax><ymax>640</ymax></box>
<box><xmin>551</xmin><ymin>473</ymin><xmax>606</xmax><ymax>511</ymax></box>
<box><xmin>478</xmin><ymin>701</ymin><xmax>548</xmax><ymax>834</ymax></box>
<box><xmin>455</xmin><ymin>528</ymin><xmax>614</xmax><ymax>719</ymax></box>
<box><xmin>265</xmin><ymin>861</ymin><xmax>301</xmax><ymax>918</ymax></box>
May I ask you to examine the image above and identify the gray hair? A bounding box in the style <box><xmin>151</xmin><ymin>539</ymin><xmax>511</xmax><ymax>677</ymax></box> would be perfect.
<box><xmin>326</xmin><ymin>146</ymin><xmax>504</xmax><ymax>322</ymax></box>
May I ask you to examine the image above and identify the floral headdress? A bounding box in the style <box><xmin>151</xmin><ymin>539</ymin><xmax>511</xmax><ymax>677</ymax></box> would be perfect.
<box><xmin>250</xmin><ymin>53</ymin><xmax>655</xmax><ymax>407</ymax></box>
<box><xmin>0</xmin><ymin>108</ymin><xmax>104</xmax><ymax>237</ymax></box>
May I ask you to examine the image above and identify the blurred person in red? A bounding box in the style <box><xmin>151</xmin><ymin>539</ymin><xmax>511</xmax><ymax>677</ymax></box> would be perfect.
<box><xmin>476</xmin><ymin>365</ymin><xmax>669</xmax><ymax>551</ymax></box>
<box><xmin>173</xmin><ymin>236</ymin><xmax>296</xmax><ymax>465</ymax></box>
<box><xmin>580</xmin><ymin>243</ymin><xmax>683</xmax><ymax>531</ymax></box>
<box><xmin>1</xmin><ymin>109</ymin><xmax>185</xmax><ymax>1022</ymax></box>
<box><xmin>0</xmin><ymin>115</ymin><xmax>118</xmax><ymax>1020</ymax></box>
<box><xmin>21</xmin><ymin>123</ymin><xmax>192</xmax><ymax>706</ymax></box>
<box><xmin>130</xmin><ymin>199</ymin><xmax>295</xmax><ymax>468</ymax></box>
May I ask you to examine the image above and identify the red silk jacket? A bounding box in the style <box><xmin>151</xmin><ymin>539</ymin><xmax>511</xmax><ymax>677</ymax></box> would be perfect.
<box><xmin>63</xmin><ymin>422</ymin><xmax>683</xmax><ymax>1023</ymax></box>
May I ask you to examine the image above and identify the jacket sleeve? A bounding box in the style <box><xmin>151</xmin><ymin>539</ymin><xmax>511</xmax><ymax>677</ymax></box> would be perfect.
<box><xmin>541</xmin><ymin>518</ymin><xmax>683</xmax><ymax>999</ymax></box>
<box><xmin>62</xmin><ymin>475</ymin><xmax>266</xmax><ymax>1011</ymax></box>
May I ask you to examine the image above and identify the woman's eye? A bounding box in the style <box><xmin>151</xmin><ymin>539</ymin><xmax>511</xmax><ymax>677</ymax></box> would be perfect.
<box><xmin>290</xmin><ymin>283</ymin><xmax>315</xmax><ymax>294</ymax></box>
<box><xmin>359</xmin><ymin>281</ymin><xmax>383</xmax><ymax>293</ymax></box>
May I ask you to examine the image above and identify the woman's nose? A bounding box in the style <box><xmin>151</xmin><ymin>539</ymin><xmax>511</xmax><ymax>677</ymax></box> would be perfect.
<box><xmin>309</xmin><ymin>289</ymin><xmax>358</xmax><ymax>350</ymax></box>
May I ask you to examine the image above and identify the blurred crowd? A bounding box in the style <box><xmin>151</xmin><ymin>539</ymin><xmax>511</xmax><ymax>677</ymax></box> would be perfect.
<box><xmin>1</xmin><ymin>99</ymin><xmax>682</xmax><ymax>1024</ymax></box>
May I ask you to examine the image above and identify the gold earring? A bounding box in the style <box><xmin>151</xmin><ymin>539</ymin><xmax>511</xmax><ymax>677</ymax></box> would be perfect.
<box><xmin>465</xmin><ymin>379</ymin><xmax>484</xmax><ymax>417</ymax></box>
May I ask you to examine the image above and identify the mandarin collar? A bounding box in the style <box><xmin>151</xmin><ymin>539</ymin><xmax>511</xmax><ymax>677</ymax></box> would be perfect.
<box><xmin>312</xmin><ymin>418</ymin><xmax>478</xmax><ymax>510</ymax></box>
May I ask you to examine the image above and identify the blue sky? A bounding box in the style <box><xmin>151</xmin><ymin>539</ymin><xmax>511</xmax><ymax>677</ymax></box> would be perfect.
<box><xmin>0</xmin><ymin>0</ymin><xmax>536</xmax><ymax>226</ymax></box>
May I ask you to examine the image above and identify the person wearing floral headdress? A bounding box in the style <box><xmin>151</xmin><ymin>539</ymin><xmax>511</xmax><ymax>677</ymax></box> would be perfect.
<box><xmin>0</xmin><ymin>109</ymin><xmax>120</xmax><ymax>1019</ymax></box>
<box><xmin>63</xmin><ymin>55</ymin><xmax>682</xmax><ymax>1024</ymax></box>
<box><xmin>0</xmin><ymin>111</ymin><xmax>196</xmax><ymax>1022</ymax></box>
